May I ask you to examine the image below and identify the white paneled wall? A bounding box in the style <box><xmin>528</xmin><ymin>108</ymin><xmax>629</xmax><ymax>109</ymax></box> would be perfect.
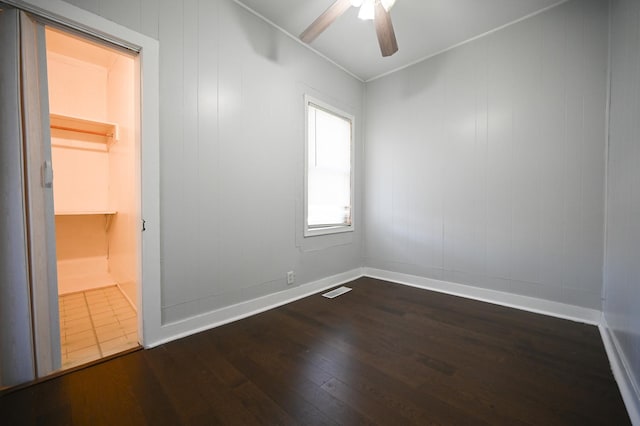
<box><xmin>62</xmin><ymin>0</ymin><xmax>159</xmax><ymax>39</ymax></box>
<box><xmin>57</xmin><ymin>0</ymin><xmax>364</xmax><ymax>324</ymax></box>
<box><xmin>364</xmin><ymin>0</ymin><xmax>608</xmax><ymax>309</ymax></box>
<box><xmin>605</xmin><ymin>0</ymin><xmax>640</xmax><ymax>411</ymax></box>
<box><xmin>158</xmin><ymin>0</ymin><xmax>363</xmax><ymax>323</ymax></box>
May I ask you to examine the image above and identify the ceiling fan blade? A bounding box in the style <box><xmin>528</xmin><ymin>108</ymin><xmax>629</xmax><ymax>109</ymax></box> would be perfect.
<box><xmin>374</xmin><ymin>1</ymin><xmax>399</xmax><ymax>57</ymax></box>
<box><xmin>300</xmin><ymin>0</ymin><xmax>352</xmax><ymax>44</ymax></box>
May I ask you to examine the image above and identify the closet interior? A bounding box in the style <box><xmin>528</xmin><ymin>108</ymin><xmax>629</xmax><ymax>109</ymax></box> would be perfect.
<box><xmin>46</xmin><ymin>27</ymin><xmax>140</xmax><ymax>369</ymax></box>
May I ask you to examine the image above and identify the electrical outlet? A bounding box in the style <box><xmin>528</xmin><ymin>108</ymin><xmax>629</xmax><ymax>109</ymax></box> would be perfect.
<box><xmin>287</xmin><ymin>271</ymin><xmax>295</xmax><ymax>285</ymax></box>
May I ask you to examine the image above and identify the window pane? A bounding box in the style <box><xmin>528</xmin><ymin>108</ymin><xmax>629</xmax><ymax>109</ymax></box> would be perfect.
<box><xmin>308</xmin><ymin>170</ymin><xmax>351</xmax><ymax>226</ymax></box>
<box><xmin>314</xmin><ymin>108</ymin><xmax>351</xmax><ymax>171</ymax></box>
<box><xmin>307</xmin><ymin>102</ymin><xmax>352</xmax><ymax>230</ymax></box>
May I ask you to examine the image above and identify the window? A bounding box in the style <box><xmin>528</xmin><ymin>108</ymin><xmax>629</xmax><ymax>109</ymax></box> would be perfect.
<box><xmin>304</xmin><ymin>95</ymin><xmax>354</xmax><ymax>237</ymax></box>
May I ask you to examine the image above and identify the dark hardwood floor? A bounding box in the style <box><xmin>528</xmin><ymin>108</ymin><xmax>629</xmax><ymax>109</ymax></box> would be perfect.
<box><xmin>0</xmin><ymin>277</ymin><xmax>630</xmax><ymax>425</ymax></box>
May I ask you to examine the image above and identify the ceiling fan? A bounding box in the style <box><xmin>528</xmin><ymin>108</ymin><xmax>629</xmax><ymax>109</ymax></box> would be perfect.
<box><xmin>300</xmin><ymin>0</ymin><xmax>399</xmax><ymax>57</ymax></box>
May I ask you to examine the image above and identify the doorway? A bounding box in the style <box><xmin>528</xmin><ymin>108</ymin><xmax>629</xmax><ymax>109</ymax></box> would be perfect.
<box><xmin>1</xmin><ymin>1</ymin><xmax>159</xmax><ymax>388</ymax></box>
<box><xmin>45</xmin><ymin>27</ymin><xmax>140</xmax><ymax>369</ymax></box>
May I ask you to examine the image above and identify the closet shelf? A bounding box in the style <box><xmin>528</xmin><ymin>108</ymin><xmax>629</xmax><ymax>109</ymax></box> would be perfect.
<box><xmin>55</xmin><ymin>211</ymin><xmax>117</xmax><ymax>232</ymax></box>
<box><xmin>50</xmin><ymin>114</ymin><xmax>119</xmax><ymax>148</ymax></box>
<box><xmin>55</xmin><ymin>211</ymin><xmax>117</xmax><ymax>216</ymax></box>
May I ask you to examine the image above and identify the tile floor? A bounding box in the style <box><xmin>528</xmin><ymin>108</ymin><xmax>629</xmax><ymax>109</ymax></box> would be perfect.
<box><xmin>59</xmin><ymin>285</ymin><xmax>139</xmax><ymax>370</ymax></box>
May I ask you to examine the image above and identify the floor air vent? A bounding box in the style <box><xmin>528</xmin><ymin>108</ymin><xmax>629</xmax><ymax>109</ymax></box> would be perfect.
<box><xmin>322</xmin><ymin>286</ymin><xmax>352</xmax><ymax>299</ymax></box>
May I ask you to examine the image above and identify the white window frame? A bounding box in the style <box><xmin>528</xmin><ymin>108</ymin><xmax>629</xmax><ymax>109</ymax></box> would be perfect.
<box><xmin>304</xmin><ymin>94</ymin><xmax>355</xmax><ymax>237</ymax></box>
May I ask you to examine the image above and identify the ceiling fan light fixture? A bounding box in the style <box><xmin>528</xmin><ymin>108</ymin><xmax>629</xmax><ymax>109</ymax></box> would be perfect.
<box><xmin>358</xmin><ymin>0</ymin><xmax>375</xmax><ymax>20</ymax></box>
<box><xmin>299</xmin><ymin>0</ymin><xmax>398</xmax><ymax>57</ymax></box>
<box><xmin>380</xmin><ymin>0</ymin><xmax>396</xmax><ymax>12</ymax></box>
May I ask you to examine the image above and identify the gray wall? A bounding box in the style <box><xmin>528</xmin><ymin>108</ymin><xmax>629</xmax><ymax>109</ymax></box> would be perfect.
<box><xmin>605</xmin><ymin>0</ymin><xmax>640</xmax><ymax>406</ymax></box>
<box><xmin>58</xmin><ymin>0</ymin><xmax>365</xmax><ymax>324</ymax></box>
<box><xmin>364</xmin><ymin>0</ymin><xmax>609</xmax><ymax>309</ymax></box>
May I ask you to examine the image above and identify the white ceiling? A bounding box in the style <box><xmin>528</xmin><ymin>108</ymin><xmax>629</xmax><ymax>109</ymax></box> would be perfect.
<box><xmin>235</xmin><ymin>0</ymin><xmax>566</xmax><ymax>81</ymax></box>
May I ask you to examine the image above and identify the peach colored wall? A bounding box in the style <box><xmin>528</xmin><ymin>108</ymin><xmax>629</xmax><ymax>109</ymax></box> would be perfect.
<box><xmin>47</xmin><ymin>53</ymin><xmax>107</xmax><ymax>121</ymax></box>
<box><xmin>106</xmin><ymin>53</ymin><xmax>138</xmax><ymax>307</ymax></box>
<box><xmin>51</xmin><ymin>138</ymin><xmax>110</xmax><ymax>213</ymax></box>
<box><xmin>55</xmin><ymin>215</ymin><xmax>113</xmax><ymax>294</ymax></box>
<box><xmin>55</xmin><ymin>215</ymin><xmax>107</xmax><ymax>260</ymax></box>
<box><xmin>48</xmin><ymin>52</ymin><xmax>110</xmax><ymax>213</ymax></box>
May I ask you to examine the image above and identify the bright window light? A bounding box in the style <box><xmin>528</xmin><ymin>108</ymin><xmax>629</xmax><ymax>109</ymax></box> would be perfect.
<box><xmin>305</xmin><ymin>96</ymin><xmax>354</xmax><ymax>237</ymax></box>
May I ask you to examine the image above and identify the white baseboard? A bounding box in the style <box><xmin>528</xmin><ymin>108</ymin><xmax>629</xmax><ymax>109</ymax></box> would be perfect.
<box><xmin>600</xmin><ymin>316</ymin><xmax>640</xmax><ymax>425</ymax></box>
<box><xmin>148</xmin><ymin>268</ymin><xmax>364</xmax><ymax>348</ymax></box>
<box><xmin>362</xmin><ymin>267</ymin><xmax>602</xmax><ymax>325</ymax></box>
<box><xmin>150</xmin><ymin>266</ymin><xmax>604</xmax><ymax>349</ymax></box>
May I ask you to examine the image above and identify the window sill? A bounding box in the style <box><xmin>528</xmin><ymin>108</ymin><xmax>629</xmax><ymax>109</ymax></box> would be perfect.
<box><xmin>304</xmin><ymin>225</ymin><xmax>354</xmax><ymax>238</ymax></box>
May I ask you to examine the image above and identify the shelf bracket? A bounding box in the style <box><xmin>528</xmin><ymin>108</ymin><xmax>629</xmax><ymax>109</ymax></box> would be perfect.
<box><xmin>105</xmin><ymin>213</ymin><xmax>114</xmax><ymax>232</ymax></box>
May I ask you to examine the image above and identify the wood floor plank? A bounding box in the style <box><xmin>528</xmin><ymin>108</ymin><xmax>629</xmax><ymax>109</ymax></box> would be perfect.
<box><xmin>211</xmin><ymin>318</ymin><xmax>365</xmax><ymax>424</ymax></box>
<box><xmin>142</xmin><ymin>339</ymin><xmax>262</xmax><ymax>425</ymax></box>
<box><xmin>0</xmin><ymin>277</ymin><xmax>630</xmax><ymax>425</ymax></box>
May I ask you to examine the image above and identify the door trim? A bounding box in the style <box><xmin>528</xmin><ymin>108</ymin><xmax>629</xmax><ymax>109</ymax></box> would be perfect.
<box><xmin>8</xmin><ymin>0</ymin><xmax>162</xmax><ymax>347</ymax></box>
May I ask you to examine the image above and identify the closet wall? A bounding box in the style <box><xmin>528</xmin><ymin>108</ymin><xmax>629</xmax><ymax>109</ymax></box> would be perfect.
<box><xmin>106</xmin><ymin>51</ymin><xmax>137</xmax><ymax>306</ymax></box>
<box><xmin>46</xmin><ymin>29</ymin><xmax>136</xmax><ymax>300</ymax></box>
